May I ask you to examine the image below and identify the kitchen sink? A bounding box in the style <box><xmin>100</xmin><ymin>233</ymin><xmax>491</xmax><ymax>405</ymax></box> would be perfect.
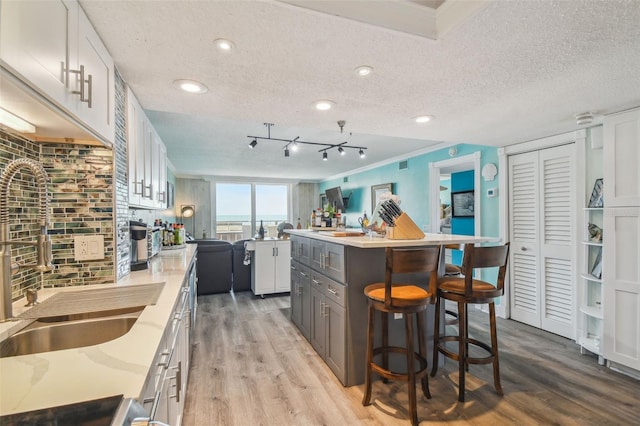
<box><xmin>0</xmin><ymin>310</ymin><xmax>143</xmax><ymax>358</ymax></box>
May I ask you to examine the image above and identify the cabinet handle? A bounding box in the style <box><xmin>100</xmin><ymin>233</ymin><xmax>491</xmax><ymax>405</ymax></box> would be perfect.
<box><xmin>320</xmin><ymin>301</ymin><xmax>325</xmax><ymax>316</ymax></box>
<box><xmin>300</xmin><ymin>271</ymin><xmax>308</xmax><ymax>277</ymax></box>
<box><xmin>312</xmin><ymin>279</ymin><xmax>320</xmax><ymax>284</ymax></box>
<box><xmin>291</xmin><ymin>265</ymin><xmax>297</xmax><ymax>271</ymax></box>
<box><xmin>69</xmin><ymin>65</ymin><xmax>92</xmax><ymax>108</ymax></box>
<box><xmin>169</xmin><ymin>361</ymin><xmax>182</xmax><ymax>402</ymax></box>
<box><xmin>158</xmin><ymin>191</ymin><xmax>166</xmax><ymax>202</ymax></box>
<box><xmin>327</xmin><ymin>287</ymin><xmax>337</xmax><ymax>295</ymax></box>
<box><xmin>133</xmin><ymin>180</ymin><xmax>144</xmax><ymax>195</ymax></box>
<box><xmin>157</xmin><ymin>350</ymin><xmax>170</xmax><ymax>367</ymax></box>
<box><xmin>86</xmin><ymin>72</ymin><xmax>93</xmax><ymax>108</ymax></box>
<box><xmin>142</xmin><ymin>390</ymin><xmax>161</xmax><ymax>420</ymax></box>
<box><xmin>275</xmin><ymin>247</ymin><xmax>279</xmax><ymax>257</ymax></box>
<box><xmin>145</xmin><ymin>183</ymin><xmax>153</xmax><ymax>199</ymax></box>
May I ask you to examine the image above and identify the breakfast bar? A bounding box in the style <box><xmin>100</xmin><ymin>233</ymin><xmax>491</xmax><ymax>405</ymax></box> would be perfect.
<box><xmin>286</xmin><ymin>229</ymin><xmax>496</xmax><ymax>387</ymax></box>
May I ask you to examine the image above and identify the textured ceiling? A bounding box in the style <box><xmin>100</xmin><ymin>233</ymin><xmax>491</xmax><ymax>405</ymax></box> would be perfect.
<box><xmin>78</xmin><ymin>0</ymin><xmax>640</xmax><ymax>182</ymax></box>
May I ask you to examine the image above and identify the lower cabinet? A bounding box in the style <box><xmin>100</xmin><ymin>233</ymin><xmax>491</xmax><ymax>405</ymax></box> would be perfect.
<box><xmin>140</xmin><ymin>260</ymin><xmax>194</xmax><ymax>426</ymax></box>
<box><xmin>291</xmin><ymin>260</ymin><xmax>311</xmax><ymax>340</ymax></box>
<box><xmin>309</xmin><ymin>270</ymin><xmax>347</xmax><ymax>384</ymax></box>
<box><xmin>250</xmin><ymin>240</ymin><xmax>291</xmax><ymax>296</ymax></box>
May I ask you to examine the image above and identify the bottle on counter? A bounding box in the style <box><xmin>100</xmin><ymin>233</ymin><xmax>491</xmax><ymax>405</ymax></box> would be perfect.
<box><xmin>258</xmin><ymin>220</ymin><xmax>265</xmax><ymax>239</ymax></box>
<box><xmin>362</xmin><ymin>211</ymin><xmax>369</xmax><ymax>228</ymax></box>
<box><xmin>311</xmin><ymin>210</ymin><xmax>316</xmax><ymax>227</ymax></box>
<box><xmin>296</xmin><ymin>218</ymin><xmax>302</xmax><ymax>229</ymax></box>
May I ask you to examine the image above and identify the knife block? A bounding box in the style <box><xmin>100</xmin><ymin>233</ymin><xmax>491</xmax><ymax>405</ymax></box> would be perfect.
<box><xmin>386</xmin><ymin>212</ymin><xmax>425</xmax><ymax>240</ymax></box>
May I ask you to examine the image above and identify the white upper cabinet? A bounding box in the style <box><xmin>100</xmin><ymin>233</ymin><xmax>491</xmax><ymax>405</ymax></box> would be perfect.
<box><xmin>126</xmin><ymin>87</ymin><xmax>167</xmax><ymax>210</ymax></box>
<box><xmin>603</xmin><ymin>108</ymin><xmax>640</xmax><ymax>207</ymax></box>
<box><xmin>0</xmin><ymin>0</ymin><xmax>115</xmax><ymax>144</ymax></box>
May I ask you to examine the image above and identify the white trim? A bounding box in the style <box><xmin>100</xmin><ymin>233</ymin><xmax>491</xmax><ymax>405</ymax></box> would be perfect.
<box><xmin>428</xmin><ymin>152</ymin><xmax>481</xmax><ymax>235</ymax></box>
<box><xmin>496</xmin><ymin>147</ymin><xmax>508</xmax><ymax>319</ymax></box>
<box><xmin>504</xmin><ymin>130</ymin><xmax>582</xmax><ymax>155</ymax></box>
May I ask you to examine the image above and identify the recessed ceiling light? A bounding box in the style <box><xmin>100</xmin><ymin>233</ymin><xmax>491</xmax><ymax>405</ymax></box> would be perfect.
<box><xmin>313</xmin><ymin>100</ymin><xmax>335</xmax><ymax>111</ymax></box>
<box><xmin>173</xmin><ymin>79</ymin><xmax>208</xmax><ymax>94</ymax></box>
<box><xmin>214</xmin><ymin>38</ymin><xmax>235</xmax><ymax>51</ymax></box>
<box><xmin>354</xmin><ymin>65</ymin><xmax>373</xmax><ymax>77</ymax></box>
<box><xmin>413</xmin><ymin>115</ymin><xmax>434</xmax><ymax>124</ymax></box>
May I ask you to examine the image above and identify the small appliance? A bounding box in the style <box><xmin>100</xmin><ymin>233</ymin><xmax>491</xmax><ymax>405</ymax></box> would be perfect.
<box><xmin>130</xmin><ymin>220</ymin><xmax>149</xmax><ymax>271</ymax></box>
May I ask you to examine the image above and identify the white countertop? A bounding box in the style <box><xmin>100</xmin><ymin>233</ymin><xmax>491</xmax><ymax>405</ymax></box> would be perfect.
<box><xmin>0</xmin><ymin>244</ymin><xmax>197</xmax><ymax>416</ymax></box>
<box><xmin>285</xmin><ymin>229</ymin><xmax>498</xmax><ymax>248</ymax></box>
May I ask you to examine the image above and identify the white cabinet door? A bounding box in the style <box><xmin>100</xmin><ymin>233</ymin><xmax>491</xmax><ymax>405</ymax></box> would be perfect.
<box><xmin>252</xmin><ymin>242</ymin><xmax>277</xmax><ymax>295</ymax></box>
<box><xmin>0</xmin><ymin>0</ymin><xmax>77</xmax><ymax>109</ymax></box>
<box><xmin>603</xmin><ymin>207</ymin><xmax>640</xmax><ymax>370</ymax></box>
<box><xmin>604</xmin><ymin>108</ymin><xmax>640</xmax><ymax>207</ymax></box>
<box><xmin>157</xmin><ymin>141</ymin><xmax>168</xmax><ymax>209</ymax></box>
<box><xmin>126</xmin><ymin>87</ymin><xmax>143</xmax><ymax>206</ymax></box>
<box><xmin>0</xmin><ymin>0</ymin><xmax>114</xmax><ymax>144</ymax></box>
<box><xmin>275</xmin><ymin>240</ymin><xmax>291</xmax><ymax>293</ymax></box>
<box><xmin>74</xmin><ymin>5</ymin><xmax>115</xmax><ymax>143</ymax></box>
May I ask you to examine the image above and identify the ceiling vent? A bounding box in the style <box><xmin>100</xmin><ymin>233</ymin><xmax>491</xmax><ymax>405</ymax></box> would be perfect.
<box><xmin>575</xmin><ymin>112</ymin><xmax>595</xmax><ymax>126</ymax></box>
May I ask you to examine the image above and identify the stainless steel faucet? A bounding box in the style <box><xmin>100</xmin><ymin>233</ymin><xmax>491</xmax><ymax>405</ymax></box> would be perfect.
<box><xmin>0</xmin><ymin>158</ymin><xmax>53</xmax><ymax>320</ymax></box>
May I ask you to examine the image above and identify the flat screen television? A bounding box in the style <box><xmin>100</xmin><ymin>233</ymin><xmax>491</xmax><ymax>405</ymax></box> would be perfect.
<box><xmin>325</xmin><ymin>186</ymin><xmax>348</xmax><ymax>211</ymax></box>
<box><xmin>451</xmin><ymin>190</ymin><xmax>475</xmax><ymax>217</ymax></box>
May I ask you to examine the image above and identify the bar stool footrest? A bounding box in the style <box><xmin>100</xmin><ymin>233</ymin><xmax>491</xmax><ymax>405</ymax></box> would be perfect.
<box><xmin>371</xmin><ymin>346</ymin><xmax>429</xmax><ymax>381</ymax></box>
<box><xmin>435</xmin><ymin>335</ymin><xmax>495</xmax><ymax>365</ymax></box>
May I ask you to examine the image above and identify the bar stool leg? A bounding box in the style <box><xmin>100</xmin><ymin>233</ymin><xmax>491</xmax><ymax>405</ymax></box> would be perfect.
<box><xmin>382</xmin><ymin>311</ymin><xmax>389</xmax><ymax>382</ymax></box>
<box><xmin>416</xmin><ymin>309</ymin><xmax>431</xmax><ymax>399</ymax></box>
<box><xmin>465</xmin><ymin>304</ymin><xmax>470</xmax><ymax>372</ymax></box>
<box><xmin>489</xmin><ymin>302</ymin><xmax>503</xmax><ymax>395</ymax></box>
<box><xmin>430</xmin><ymin>294</ymin><xmax>441</xmax><ymax>377</ymax></box>
<box><xmin>362</xmin><ymin>304</ymin><xmax>375</xmax><ymax>406</ymax></box>
<box><xmin>457</xmin><ymin>300</ymin><xmax>466</xmax><ymax>402</ymax></box>
<box><xmin>405</xmin><ymin>312</ymin><xmax>418</xmax><ymax>426</ymax></box>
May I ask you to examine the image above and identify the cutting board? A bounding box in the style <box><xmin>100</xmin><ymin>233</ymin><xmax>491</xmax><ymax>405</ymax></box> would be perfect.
<box><xmin>331</xmin><ymin>231</ymin><xmax>365</xmax><ymax>237</ymax></box>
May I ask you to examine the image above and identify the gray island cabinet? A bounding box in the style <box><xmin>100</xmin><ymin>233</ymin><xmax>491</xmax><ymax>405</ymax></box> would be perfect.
<box><xmin>288</xmin><ymin>230</ymin><xmax>496</xmax><ymax>387</ymax></box>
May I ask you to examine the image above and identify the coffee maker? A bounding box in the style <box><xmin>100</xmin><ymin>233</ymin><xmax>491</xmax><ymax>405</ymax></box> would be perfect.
<box><xmin>130</xmin><ymin>220</ymin><xmax>149</xmax><ymax>271</ymax></box>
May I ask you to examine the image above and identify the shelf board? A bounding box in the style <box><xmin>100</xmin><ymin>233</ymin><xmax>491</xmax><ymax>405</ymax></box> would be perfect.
<box><xmin>580</xmin><ymin>305</ymin><xmax>603</xmax><ymax>319</ymax></box>
<box><xmin>579</xmin><ymin>336</ymin><xmax>602</xmax><ymax>356</ymax></box>
<box><xmin>580</xmin><ymin>273</ymin><xmax>603</xmax><ymax>283</ymax></box>
<box><xmin>581</xmin><ymin>241</ymin><xmax>603</xmax><ymax>247</ymax></box>
<box><xmin>583</xmin><ymin>207</ymin><xmax>604</xmax><ymax>211</ymax></box>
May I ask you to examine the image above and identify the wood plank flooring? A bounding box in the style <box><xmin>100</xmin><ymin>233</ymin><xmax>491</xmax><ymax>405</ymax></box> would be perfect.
<box><xmin>183</xmin><ymin>292</ymin><xmax>640</xmax><ymax>425</ymax></box>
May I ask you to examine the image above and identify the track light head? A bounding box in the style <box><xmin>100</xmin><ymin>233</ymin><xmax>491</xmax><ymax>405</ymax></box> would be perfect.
<box><xmin>322</xmin><ymin>152</ymin><xmax>328</xmax><ymax>161</ymax></box>
<box><xmin>359</xmin><ymin>149</ymin><xmax>365</xmax><ymax>159</ymax></box>
<box><xmin>249</xmin><ymin>139</ymin><xmax>257</xmax><ymax>149</ymax></box>
<box><xmin>338</xmin><ymin>147</ymin><xmax>345</xmax><ymax>155</ymax></box>
<box><xmin>284</xmin><ymin>147</ymin><xmax>290</xmax><ymax>157</ymax></box>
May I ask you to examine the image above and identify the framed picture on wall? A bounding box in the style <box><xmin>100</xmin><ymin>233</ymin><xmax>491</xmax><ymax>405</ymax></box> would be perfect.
<box><xmin>371</xmin><ymin>183</ymin><xmax>393</xmax><ymax>213</ymax></box>
<box><xmin>451</xmin><ymin>190</ymin><xmax>475</xmax><ymax>217</ymax></box>
<box><xmin>588</xmin><ymin>178</ymin><xmax>604</xmax><ymax>208</ymax></box>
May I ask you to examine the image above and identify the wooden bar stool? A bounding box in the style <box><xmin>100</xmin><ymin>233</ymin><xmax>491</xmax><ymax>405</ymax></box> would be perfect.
<box><xmin>362</xmin><ymin>246</ymin><xmax>440</xmax><ymax>426</ymax></box>
<box><xmin>431</xmin><ymin>242</ymin><xmax>510</xmax><ymax>402</ymax></box>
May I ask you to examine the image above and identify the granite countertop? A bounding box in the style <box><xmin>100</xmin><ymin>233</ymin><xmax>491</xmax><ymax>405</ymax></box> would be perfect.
<box><xmin>285</xmin><ymin>229</ymin><xmax>498</xmax><ymax>248</ymax></box>
<box><xmin>0</xmin><ymin>245</ymin><xmax>197</xmax><ymax>416</ymax></box>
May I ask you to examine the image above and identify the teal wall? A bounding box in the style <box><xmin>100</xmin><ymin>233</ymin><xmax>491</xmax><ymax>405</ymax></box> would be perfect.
<box><xmin>320</xmin><ymin>144</ymin><xmax>501</xmax><ymax>239</ymax></box>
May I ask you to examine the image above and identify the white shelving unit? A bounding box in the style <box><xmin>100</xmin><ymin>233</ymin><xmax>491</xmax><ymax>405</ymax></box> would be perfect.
<box><xmin>578</xmin><ymin>207</ymin><xmax>605</xmax><ymax>364</ymax></box>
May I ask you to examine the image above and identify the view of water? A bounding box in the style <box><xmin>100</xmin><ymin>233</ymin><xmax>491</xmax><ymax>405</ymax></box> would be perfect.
<box><xmin>217</xmin><ymin>215</ymin><xmax>286</xmax><ymax>224</ymax></box>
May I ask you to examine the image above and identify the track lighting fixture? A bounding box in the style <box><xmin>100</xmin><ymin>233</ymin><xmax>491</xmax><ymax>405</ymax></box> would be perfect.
<box><xmin>246</xmin><ymin>122</ymin><xmax>368</xmax><ymax>161</ymax></box>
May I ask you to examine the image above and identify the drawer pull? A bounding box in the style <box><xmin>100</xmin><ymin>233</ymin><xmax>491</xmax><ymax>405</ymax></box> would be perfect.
<box><xmin>327</xmin><ymin>287</ymin><xmax>338</xmax><ymax>295</ymax></box>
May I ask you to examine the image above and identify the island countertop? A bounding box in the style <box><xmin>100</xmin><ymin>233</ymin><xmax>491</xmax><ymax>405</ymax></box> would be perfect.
<box><xmin>0</xmin><ymin>245</ymin><xmax>197</xmax><ymax>416</ymax></box>
<box><xmin>285</xmin><ymin>229</ymin><xmax>498</xmax><ymax>248</ymax></box>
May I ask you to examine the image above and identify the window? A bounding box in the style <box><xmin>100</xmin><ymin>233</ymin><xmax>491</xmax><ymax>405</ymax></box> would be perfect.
<box><xmin>215</xmin><ymin>183</ymin><xmax>289</xmax><ymax>242</ymax></box>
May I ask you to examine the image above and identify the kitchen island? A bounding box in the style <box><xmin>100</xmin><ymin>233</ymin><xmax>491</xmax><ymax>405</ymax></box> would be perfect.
<box><xmin>0</xmin><ymin>244</ymin><xmax>197</xmax><ymax>422</ymax></box>
<box><xmin>286</xmin><ymin>229</ymin><xmax>497</xmax><ymax>387</ymax></box>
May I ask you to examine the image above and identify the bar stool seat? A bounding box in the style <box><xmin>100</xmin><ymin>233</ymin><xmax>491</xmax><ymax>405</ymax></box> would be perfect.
<box><xmin>431</xmin><ymin>242</ymin><xmax>510</xmax><ymax>402</ymax></box>
<box><xmin>362</xmin><ymin>246</ymin><xmax>440</xmax><ymax>426</ymax></box>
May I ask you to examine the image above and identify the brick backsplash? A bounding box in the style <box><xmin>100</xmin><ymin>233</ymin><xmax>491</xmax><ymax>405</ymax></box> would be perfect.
<box><xmin>114</xmin><ymin>69</ymin><xmax>130</xmax><ymax>280</ymax></box>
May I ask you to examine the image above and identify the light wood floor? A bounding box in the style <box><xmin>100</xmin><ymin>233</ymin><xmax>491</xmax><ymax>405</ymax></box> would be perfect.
<box><xmin>183</xmin><ymin>292</ymin><xmax>640</xmax><ymax>425</ymax></box>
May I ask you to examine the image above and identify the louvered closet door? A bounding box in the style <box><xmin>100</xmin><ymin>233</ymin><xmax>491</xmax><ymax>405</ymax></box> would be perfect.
<box><xmin>509</xmin><ymin>151</ymin><xmax>541</xmax><ymax>327</ymax></box>
<box><xmin>509</xmin><ymin>144</ymin><xmax>576</xmax><ymax>339</ymax></box>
